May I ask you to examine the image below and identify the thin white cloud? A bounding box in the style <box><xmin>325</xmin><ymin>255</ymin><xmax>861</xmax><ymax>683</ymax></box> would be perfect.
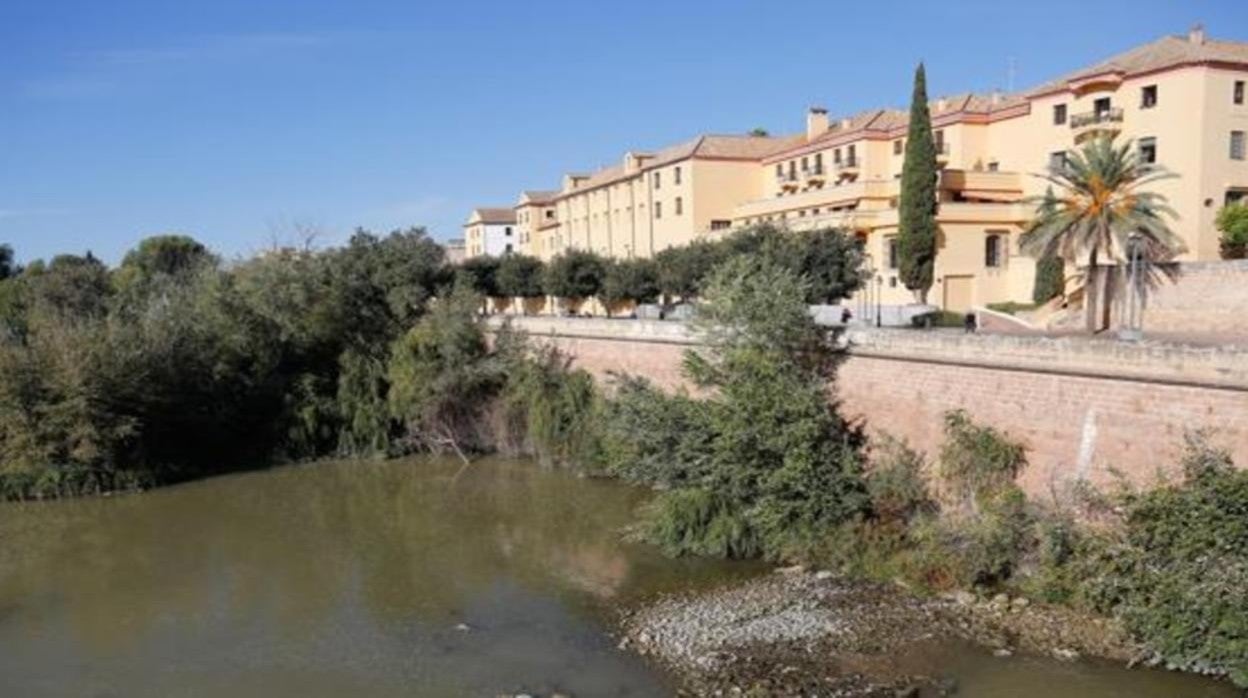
<box><xmin>20</xmin><ymin>32</ymin><xmax>334</xmax><ymax>100</ymax></box>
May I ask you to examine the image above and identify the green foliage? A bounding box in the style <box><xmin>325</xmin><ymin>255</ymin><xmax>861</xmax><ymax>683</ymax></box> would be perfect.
<box><xmin>1032</xmin><ymin>254</ymin><xmax>1065</xmax><ymax>304</ymax></box>
<box><xmin>601</xmin><ymin>258</ymin><xmax>660</xmax><ymax>311</ymax></box>
<box><xmin>1078</xmin><ymin>434</ymin><xmax>1248</xmax><ymax>685</ymax></box>
<box><xmin>495</xmin><ymin>254</ymin><xmax>546</xmax><ymax>299</ymax></box>
<box><xmin>898</xmin><ymin>63</ymin><xmax>938</xmax><ymax>303</ymax></box>
<box><xmin>0</xmin><ymin>227</ymin><xmax>448</xmax><ymax>498</ymax></box>
<box><xmin>457</xmin><ymin>255</ymin><xmax>501</xmax><ymax>299</ymax></box>
<box><xmin>543</xmin><ymin>249</ymin><xmax>606</xmax><ymax>304</ymax></box>
<box><xmin>1216</xmin><ymin>202</ymin><xmax>1248</xmax><ymax>259</ymax></box>
<box><xmin>655</xmin><ymin>240</ymin><xmax>724</xmax><ymax>301</ymax></box>
<box><xmin>623</xmin><ymin>256</ymin><xmax>866</xmax><ymax>560</ymax></box>
<box><xmin>985</xmin><ymin>301</ymin><xmax>1038</xmax><ymax>315</ymax></box>
<box><xmin>497</xmin><ymin>337</ymin><xmax>601</xmax><ymax>468</ymax></box>
<box><xmin>387</xmin><ymin>282</ymin><xmax>502</xmax><ymax>455</ymax></box>
<box><xmin>938</xmin><ymin>409</ymin><xmax>1027</xmax><ymax>512</ymax></box>
<box><xmin>865</xmin><ymin>436</ymin><xmax>934</xmax><ymax>525</ymax></box>
<box><xmin>598</xmin><ymin>375</ymin><xmax>713</xmax><ymax>488</ymax></box>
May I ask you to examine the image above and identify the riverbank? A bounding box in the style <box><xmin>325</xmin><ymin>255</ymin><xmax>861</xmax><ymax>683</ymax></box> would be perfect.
<box><xmin>617</xmin><ymin>568</ymin><xmax>1146</xmax><ymax>696</ymax></box>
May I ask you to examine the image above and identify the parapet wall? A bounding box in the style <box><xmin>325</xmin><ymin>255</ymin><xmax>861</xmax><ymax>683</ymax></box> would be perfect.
<box><xmin>1141</xmin><ymin>260</ymin><xmax>1248</xmax><ymax>338</ymax></box>
<box><xmin>497</xmin><ymin>317</ymin><xmax>1248</xmax><ymax>496</ymax></box>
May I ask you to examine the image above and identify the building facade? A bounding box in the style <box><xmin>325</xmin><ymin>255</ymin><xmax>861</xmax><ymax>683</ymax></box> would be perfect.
<box><xmin>467</xmin><ymin>27</ymin><xmax>1248</xmax><ymax>312</ymax></box>
<box><xmin>463</xmin><ymin>208</ymin><xmax>517</xmax><ymax>257</ymax></box>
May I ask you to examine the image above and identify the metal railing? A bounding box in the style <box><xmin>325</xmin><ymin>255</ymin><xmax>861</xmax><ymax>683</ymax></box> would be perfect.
<box><xmin>1070</xmin><ymin>108</ymin><xmax>1124</xmax><ymax>129</ymax></box>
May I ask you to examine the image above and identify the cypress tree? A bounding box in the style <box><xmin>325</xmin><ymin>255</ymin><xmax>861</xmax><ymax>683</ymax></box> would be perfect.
<box><xmin>898</xmin><ymin>63</ymin><xmax>938</xmax><ymax>304</ymax></box>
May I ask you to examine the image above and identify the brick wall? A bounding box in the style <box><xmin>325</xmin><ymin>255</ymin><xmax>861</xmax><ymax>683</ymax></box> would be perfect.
<box><xmin>498</xmin><ymin>317</ymin><xmax>1248</xmax><ymax>496</ymax></box>
<box><xmin>1139</xmin><ymin>260</ymin><xmax>1248</xmax><ymax>338</ymax></box>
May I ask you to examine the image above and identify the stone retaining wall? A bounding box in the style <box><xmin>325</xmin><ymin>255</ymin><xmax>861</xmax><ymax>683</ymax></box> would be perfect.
<box><xmin>496</xmin><ymin>317</ymin><xmax>1248</xmax><ymax>495</ymax></box>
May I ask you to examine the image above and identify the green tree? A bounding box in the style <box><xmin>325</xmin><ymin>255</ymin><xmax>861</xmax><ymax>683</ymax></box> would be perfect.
<box><xmin>601</xmin><ymin>258</ymin><xmax>659</xmax><ymax>313</ymax></box>
<box><xmin>630</xmin><ymin>256</ymin><xmax>866</xmax><ymax>559</ymax></box>
<box><xmin>116</xmin><ymin>235</ymin><xmax>214</xmax><ymax>286</ymax></box>
<box><xmin>1216</xmin><ymin>202</ymin><xmax>1248</xmax><ymax>259</ymax></box>
<box><xmin>655</xmin><ymin>240</ymin><xmax>723</xmax><ymax>301</ymax></box>
<box><xmin>542</xmin><ymin>250</ymin><xmax>605</xmax><ymax>310</ymax></box>
<box><xmin>1033</xmin><ymin>255</ymin><xmax>1065</xmax><ymax>304</ymax></box>
<box><xmin>756</xmin><ymin>226</ymin><xmax>866</xmax><ymax>304</ymax></box>
<box><xmin>1021</xmin><ymin>136</ymin><xmax>1183</xmax><ymax>333</ymax></box>
<box><xmin>495</xmin><ymin>254</ymin><xmax>546</xmax><ymax>310</ymax></box>
<box><xmin>0</xmin><ymin>245</ymin><xmax>15</xmax><ymax>280</ymax></box>
<box><xmin>897</xmin><ymin>63</ymin><xmax>939</xmax><ymax>304</ymax></box>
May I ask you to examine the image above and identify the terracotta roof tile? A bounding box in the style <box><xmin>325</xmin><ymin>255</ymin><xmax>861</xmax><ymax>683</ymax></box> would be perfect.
<box><xmin>1027</xmin><ymin>34</ymin><xmax>1248</xmax><ymax>96</ymax></box>
<box><xmin>467</xmin><ymin>207</ymin><xmax>517</xmax><ymax>225</ymax></box>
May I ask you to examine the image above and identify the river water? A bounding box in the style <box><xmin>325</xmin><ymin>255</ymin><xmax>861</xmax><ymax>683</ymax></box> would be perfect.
<box><xmin>0</xmin><ymin>458</ymin><xmax>1236</xmax><ymax>697</ymax></box>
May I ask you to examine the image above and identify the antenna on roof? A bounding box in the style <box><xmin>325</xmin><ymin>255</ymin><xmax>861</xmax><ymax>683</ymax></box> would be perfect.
<box><xmin>1007</xmin><ymin>56</ymin><xmax>1016</xmax><ymax>92</ymax></box>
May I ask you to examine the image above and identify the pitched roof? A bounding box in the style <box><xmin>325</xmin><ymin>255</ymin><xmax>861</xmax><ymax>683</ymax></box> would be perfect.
<box><xmin>466</xmin><ymin>207</ymin><xmax>516</xmax><ymax>225</ymax></box>
<box><xmin>1027</xmin><ymin>33</ymin><xmax>1248</xmax><ymax>96</ymax></box>
<box><xmin>516</xmin><ymin>190</ymin><xmax>559</xmax><ymax>206</ymax></box>
<box><xmin>562</xmin><ymin>133</ymin><xmax>804</xmax><ymax>195</ymax></box>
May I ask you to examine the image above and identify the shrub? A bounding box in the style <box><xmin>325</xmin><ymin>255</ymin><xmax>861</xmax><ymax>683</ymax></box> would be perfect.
<box><xmin>497</xmin><ymin>338</ymin><xmax>600</xmax><ymax>469</ymax></box>
<box><xmin>1032</xmin><ymin>254</ymin><xmax>1065</xmax><ymax>303</ymax></box>
<box><xmin>600</xmin><ymin>258</ymin><xmax>660</xmax><ymax>312</ymax></box>
<box><xmin>495</xmin><ymin>255</ymin><xmax>546</xmax><ymax>300</ymax></box>
<box><xmin>1078</xmin><ymin>434</ymin><xmax>1248</xmax><ymax>686</ymax></box>
<box><xmin>598</xmin><ymin>375</ymin><xmax>713</xmax><ymax>487</ymax></box>
<box><xmin>865</xmin><ymin>435</ymin><xmax>934</xmax><ymax>525</ymax></box>
<box><xmin>634</xmin><ymin>257</ymin><xmax>866</xmax><ymax>560</ymax></box>
<box><xmin>1216</xmin><ymin>203</ymin><xmax>1248</xmax><ymax>260</ymax></box>
<box><xmin>938</xmin><ymin>409</ymin><xmax>1027</xmax><ymax>512</ymax></box>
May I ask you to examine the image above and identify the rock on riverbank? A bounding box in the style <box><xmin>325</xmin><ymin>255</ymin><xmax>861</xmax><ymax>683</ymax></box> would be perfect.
<box><xmin>617</xmin><ymin>569</ymin><xmax>1139</xmax><ymax>696</ymax></box>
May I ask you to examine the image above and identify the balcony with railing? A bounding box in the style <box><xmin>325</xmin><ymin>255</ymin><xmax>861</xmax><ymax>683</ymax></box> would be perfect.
<box><xmin>1070</xmin><ymin>107</ymin><xmax>1124</xmax><ymax>140</ymax></box>
<box><xmin>775</xmin><ymin>170</ymin><xmax>800</xmax><ymax>192</ymax></box>
<box><xmin>803</xmin><ymin>165</ymin><xmax>826</xmax><ymax>184</ymax></box>
<box><xmin>832</xmin><ymin>155</ymin><xmax>860</xmax><ymax>179</ymax></box>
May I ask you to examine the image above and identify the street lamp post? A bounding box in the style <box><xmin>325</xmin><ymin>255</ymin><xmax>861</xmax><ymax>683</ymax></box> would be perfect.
<box><xmin>1118</xmin><ymin>232</ymin><xmax>1144</xmax><ymax>341</ymax></box>
<box><xmin>875</xmin><ymin>275</ymin><xmax>883</xmax><ymax>328</ymax></box>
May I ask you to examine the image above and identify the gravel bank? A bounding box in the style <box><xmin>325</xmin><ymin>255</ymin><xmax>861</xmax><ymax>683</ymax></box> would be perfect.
<box><xmin>617</xmin><ymin>568</ymin><xmax>1139</xmax><ymax>696</ymax></box>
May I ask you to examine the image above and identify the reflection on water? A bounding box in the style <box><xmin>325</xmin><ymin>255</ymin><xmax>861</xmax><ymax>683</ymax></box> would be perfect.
<box><xmin>0</xmin><ymin>457</ymin><xmax>1238</xmax><ymax>697</ymax></box>
<box><xmin>0</xmin><ymin>457</ymin><xmax>757</xmax><ymax>697</ymax></box>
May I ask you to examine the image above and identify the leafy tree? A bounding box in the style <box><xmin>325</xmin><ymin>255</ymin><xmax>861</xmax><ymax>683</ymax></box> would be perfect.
<box><xmin>458</xmin><ymin>255</ymin><xmax>501</xmax><ymax>302</ymax></box>
<box><xmin>898</xmin><ymin>63</ymin><xmax>939</xmax><ymax>304</ymax></box>
<box><xmin>495</xmin><ymin>254</ymin><xmax>545</xmax><ymax>300</ymax></box>
<box><xmin>601</xmin><ymin>258</ymin><xmax>659</xmax><ymax>312</ymax></box>
<box><xmin>747</xmin><ymin>127</ymin><xmax>770</xmax><ymax>137</ymax></box>
<box><xmin>26</xmin><ymin>253</ymin><xmax>112</xmax><ymax>319</ymax></box>
<box><xmin>116</xmin><ymin>235</ymin><xmax>214</xmax><ymax>286</ymax></box>
<box><xmin>387</xmin><ymin>281</ymin><xmax>502</xmax><ymax>457</ymax></box>
<box><xmin>655</xmin><ymin>240</ymin><xmax>723</xmax><ymax>301</ymax></box>
<box><xmin>755</xmin><ymin>226</ymin><xmax>866</xmax><ymax>304</ymax></box>
<box><xmin>1216</xmin><ymin>202</ymin><xmax>1248</xmax><ymax>259</ymax></box>
<box><xmin>622</xmin><ymin>256</ymin><xmax>866</xmax><ymax>559</ymax></box>
<box><xmin>542</xmin><ymin>249</ymin><xmax>605</xmax><ymax>307</ymax></box>
<box><xmin>0</xmin><ymin>245</ymin><xmax>15</xmax><ymax>280</ymax></box>
<box><xmin>1021</xmin><ymin>136</ymin><xmax>1183</xmax><ymax>333</ymax></box>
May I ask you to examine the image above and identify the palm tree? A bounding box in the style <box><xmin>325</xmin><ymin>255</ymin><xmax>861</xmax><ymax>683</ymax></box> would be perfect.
<box><xmin>1021</xmin><ymin>136</ymin><xmax>1184</xmax><ymax>333</ymax></box>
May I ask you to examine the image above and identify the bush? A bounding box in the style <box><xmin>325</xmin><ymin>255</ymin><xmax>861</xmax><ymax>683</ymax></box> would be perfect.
<box><xmin>938</xmin><ymin>409</ymin><xmax>1027</xmax><ymax>512</ymax></box>
<box><xmin>1032</xmin><ymin>254</ymin><xmax>1065</xmax><ymax>303</ymax></box>
<box><xmin>865</xmin><ymin>435</ymin><xmax>934</xmax><ymax>525</ymax></box>
<box><xmin>497</xmin><ymin>337</ymin><xmax>600</xmax><ymax>468</ymax></box>
<box><xmin>543</xmin><ymin>250</ymin><xmax>606</xmax><ymax>307</ymax></box>
<box><xmin>598</xmin><ymin>375</ymin><xmax>713</xmax><ymax>487</ymax></box>
<box><xmin>631</xmin><ymin>256</ymin><xmax>866</xmax><ymax>560</ymax></box>
<box><xmin>1216</xmin><ymin>203</ymin><xmax>1248</xmax><ymax>260</ymax></box>
<box><xmin>495</xmin><ymin>255</ymin><xmax>546</xmax><ymax>300</ymax></box>
<box><xmin>601</xmin><ymin>258</ymin><xmax>660</xmax><ymax>312</ymax></box>
<box><xmin>1078</xmin><ymin>434</ymin><xmax>1248</xmax><ymax>685</ymax></box>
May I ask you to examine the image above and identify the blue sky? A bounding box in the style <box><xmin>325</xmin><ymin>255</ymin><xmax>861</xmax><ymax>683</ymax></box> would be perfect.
<box><xmin>2</xmin><ymin>0</ymin><xmax>1246</xmax><ymax>265</ymax></box>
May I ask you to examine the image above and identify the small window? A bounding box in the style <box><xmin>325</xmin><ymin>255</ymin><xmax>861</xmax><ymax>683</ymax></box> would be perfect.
<box><xmin>1141</xmin><ymin>85</ymin><xmax>1158</xmax><ymax>109</ymax></box>
<box><xmin>801</xmin><ymin>156</ymin><xmax>809</xmax><ymax>171</ymax></box>
<box><xmin>1138</xmin><ymin>137</ymin><xmax>1157</xmax><ymax>165</ymax></box>
<box><xmin>887</xmin><ymin>237</ymin><xmax>899</xmax><ymax>270</ymax></box>
<box><xmin>985</xmin><ymin>233</ymin><xmax>1003</xmax><ymax>268</ymax></box>
<box><xmin>1235</xmin><ymin>80</ymin><xmax>1245</xmax><ymax>105</ymax></box>
<box><xmin>788</xmin><ymin>161</ymin><xmax>797</xmax><ymax>177</ymax></box>
<box><xmin>674</xmin><ymin>166</ymin><xmax>682</xmax><ymax>185</ymax></box>
<box><xmin>987</xmin><ymin>161</ymin><xmax>1000</xmax><ymax>172</ymax></box>
<box><xmin>834</xmin><ymin>148</ymin><xmax>842</xmax><ymax>164</ymax></box>
<box><xmin>505</xmin><ymin>243</ymin><xmax>513</xmax><ymax>254</ymax></box>
<box><xmin>847</xmin><ymin>144</ymin><xmax>857</xmax><ymax>164</ymax></box>
<box><xmin>654</xmin><ymin>201</ymin><xmax>662</xmax><ymax>219</ymax></box>
<box><xmin>814</xmin><ymin>153</ymin><xmax>823</xmax><ymax>173</ymax></box>
<box><xmin>1049</xmin><ymin>150</ymin><xmax>1068</xmax><ymax>170</ymax></box>
<box><xmin>893</xmin><ymin>139</ymin><xmax>903</xmax><ymax>155</ymax></box>
<box><xmin>675</xmin><ymin>197</ymin><xmax>683</xmax><ymax>215</ymax></box>
<box><xmin>653</xmin><ymin>172</ymin><xmax>661</xmax><ymax>190</ymax></box>
<box><xmin>505</xmin><ymin>226</ymin><xmax>513</xmax><ymax>236</ymax></box>
<box><xmin>710</xmin><ymin>219</ymin><xmax>731</xmax><ymax>230</ymax></box>
<box><xmin>1094</xmin><ymin>97</ymin><xmax>1112</xmax><ymax>116</ymax></box>
<box><xmin>1053</xmin><ymin>104</ymin><xmax>1067</xmax><ymax>125</ymax></box>
<box><xmin>1232</xmin><ymin>131</ymin><xmax>1246</xmax><ymax>161</ymax></box>
<box><xmin>775</xmin><ymin>163</ymin><xmax>783</xmax><ymax>177</ymax></box>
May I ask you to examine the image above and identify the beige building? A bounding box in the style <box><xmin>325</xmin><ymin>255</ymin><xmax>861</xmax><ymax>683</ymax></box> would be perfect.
<box><xmin>470</xmin><ymin>26</ymin><xmax>1248</xmax><ymax>312</ymax></box>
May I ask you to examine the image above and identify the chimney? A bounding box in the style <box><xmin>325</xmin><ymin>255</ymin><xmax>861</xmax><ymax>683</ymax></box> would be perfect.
<box><xmin>806</xmin><ymin>106</ymin><xmax>829</xmax><ymax>141</ymax></box>
<box><xmin>1188</xmin><ymin>23</ymin><xmax>1206</xmax><ymax>45</ymax></box>
<box><xmin>990</xmin><ymin>90</ymin><xmax>1003</xmax><ymax>105</ymax></box>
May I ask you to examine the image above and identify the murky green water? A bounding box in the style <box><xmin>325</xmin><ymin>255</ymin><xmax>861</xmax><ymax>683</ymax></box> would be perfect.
<box><xmin>0</xmin><ymin>458</ymin><xmax>1237</xmax><ymax>697</ymax></box>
